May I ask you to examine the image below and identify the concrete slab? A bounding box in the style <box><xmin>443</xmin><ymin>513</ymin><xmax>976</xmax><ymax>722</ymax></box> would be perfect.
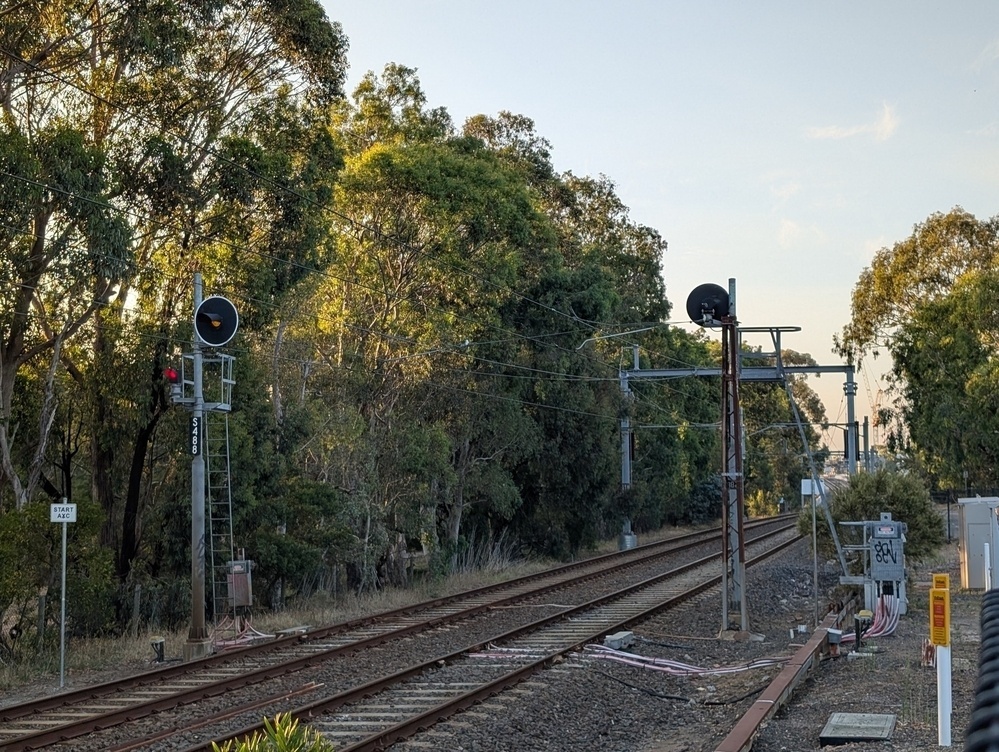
<box><xmin>819</xmin><ymin>712</ymin><xmax>896</xmax><ymax>745</ymax></box>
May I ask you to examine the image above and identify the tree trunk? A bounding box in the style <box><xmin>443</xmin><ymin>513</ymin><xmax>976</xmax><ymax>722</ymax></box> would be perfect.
<box><xmin>92</xmin><ymin>316</ymin><xmax>118</xmax><ymax>550</ymax></box>
<box><xmin>118</xmin><ymin>415</ymin><xmax>159</xmax><ymax>583</ymax></box>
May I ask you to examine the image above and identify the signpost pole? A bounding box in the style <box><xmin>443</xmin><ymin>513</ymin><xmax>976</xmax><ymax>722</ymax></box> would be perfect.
<box><xmin>49</xmin><ymin>498</ymin><xmax>76</xmax><ymax>688</ymax></box>
<box><xmin>59</xmin><ymin>515</ymin><xmax>67</xmax><ymax>688</ymax></box>
<box><xmin>931</xmin><ymin>573</ymin><xmax>952</xmax><ymax>747</ymax></box>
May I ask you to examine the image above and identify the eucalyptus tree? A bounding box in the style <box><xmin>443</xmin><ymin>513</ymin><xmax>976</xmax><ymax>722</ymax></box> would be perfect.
<box><xmin>840</xmin><ymin>208</ymin><xmax>999</xmax><ymax>358</ymax></box>
<box><xmin>890</xmin><ymin>270</ymin><xmax>999</xmax><ymax>488</ymax></box>
<box><xmin>0</xmin><ymin>113</ymin><xmax>133</xmax><ymax>512</ymax></box>
<box><xmin>0</xmin><ymin>0</ymin><xmax>349</xmax><ymax>589</ymax></box>
<box><xmin>277</xmin><ymin>66</ymin><xmax>555</xmax><ymax>584</ymax></box>
<box><xmin>625</xmin><ymin>327</ymin><xmax>720</xmax><ymax>528</ymax></box>
<box><xmin>467</xmin><ymin>125</ymin><xmax>680</xmax><ymax>553</ymax></box>
<box><xmin>840</xmin><ymin>208</ymin><xmax>999</xmax><ymax>485</ymax></box>
<box><xmin>464</xmin><ymin>112</ymin><xmax>723</xmax><ymax>551</ymax></box>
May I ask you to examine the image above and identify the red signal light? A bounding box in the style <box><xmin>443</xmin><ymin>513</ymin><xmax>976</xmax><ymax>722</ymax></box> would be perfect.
<box><xmin>164</xmin><ymin>366</ymin><xmax>180</xmax><ymax>384</ymax></box>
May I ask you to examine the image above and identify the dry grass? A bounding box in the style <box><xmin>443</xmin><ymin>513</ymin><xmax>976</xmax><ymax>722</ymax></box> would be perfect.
<box><xmin>0</xmin><ymin>524</ymin><xmax>704</xmax><ymax>696</ymax></box>
<box><xmin>0</xmin><ymin>557</ymin><xmax>555</xmax><ymax>695</ymax></box>
<box><xmin>248</xmin><ymin>558</ymin><xmax>554</xmax><ymax>636</ymax></box>
<box><xmin>0</xmin><ymin>629</ymin><xmax>170</xmax><ymax>695</ymax></box>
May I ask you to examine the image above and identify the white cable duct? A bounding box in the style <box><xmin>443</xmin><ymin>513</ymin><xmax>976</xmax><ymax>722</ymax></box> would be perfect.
<box><xmin>583</xmin><ymin>644</ymin><xmax>788</xmax><ymax>676</ymax></box>
<box><xmin>839</xmin><ymin>592</ymin><xmax>900</xmax><ymax>644</ymax></box>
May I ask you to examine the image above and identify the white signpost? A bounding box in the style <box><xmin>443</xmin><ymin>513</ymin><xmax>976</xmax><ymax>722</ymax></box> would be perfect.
<box><xmin>50</xmin><ymin>500</ymin><xmax>76</xmax><ymax>688</ymax></box>
<box><xmin>801</xmin><ymin>478</ymin><xmax>826</xmax><ymax>627</ymax></box>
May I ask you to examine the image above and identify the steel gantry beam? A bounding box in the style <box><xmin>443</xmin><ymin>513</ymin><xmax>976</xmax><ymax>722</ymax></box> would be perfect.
<box><xmin>618</xmin><ymin>321</ymin><xmax>857</xmax><ymax>632</ymax></box>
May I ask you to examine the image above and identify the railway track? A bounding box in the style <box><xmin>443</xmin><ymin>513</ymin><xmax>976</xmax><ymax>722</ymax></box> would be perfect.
<box><xmin>0</xmin><ymin>516</ymin><xmax>798</xmax><ymax>752</ymax></box>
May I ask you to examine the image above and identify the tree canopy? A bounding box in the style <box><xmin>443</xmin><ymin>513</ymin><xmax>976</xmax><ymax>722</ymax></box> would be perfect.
<box><xmin>0</xmin><ymin>5</ymin><xmax>836</xmax><ymax>648</ymax></box>
<box><xmin>840</xmin><ymin>208</ymin><xmax>999</xmax><ymax>489</ymax></box>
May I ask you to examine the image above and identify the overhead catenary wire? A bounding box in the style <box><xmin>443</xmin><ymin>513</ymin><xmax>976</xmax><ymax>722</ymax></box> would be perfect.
<box><xmin>3</xmin><ymin>210</ymin><xmax>612</xmax><ymax>401</ymax></box>
<box><xmin>0</xmin><ymin>38</ymin><xmax>709</xmax><ymax>413</ymax></box>
<box><xmin>0</xmin><ymin>157</ymin><xmax>636</xmax><ymax>403</ymax></box>
<box><xmin>0</xmin><ymin>168</ymin><xmax>628</xmax><ymax>393</ymax></box>
<box><xmin>0</xmin><ymin>187</ymin><xmax>655</xmax><ymax>457</ymax></box>
<box><xmin>6</xmin><ymin>301</ymin><xmax>623</xmax><ymax>424</ymax></box>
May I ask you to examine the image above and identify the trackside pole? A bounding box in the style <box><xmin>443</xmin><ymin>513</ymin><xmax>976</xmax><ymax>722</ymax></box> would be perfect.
<box><xmin>986</xmin><ymin>543</ymin><xmax>992</xmax><ymax>591</ymax></box>
<box><xmin>931</xmin><ymin>573</ymin><xmax>952</xmax><ymax>746</ymax></box>
<box><xmin>184</xmin><ymin>273</ymin><xmax>211</xmax><ymax>661</ymax></box>
<box><xmin>49</xmin><ymin>499</ymin><xmax>76</xmax><ymax>688</ymax></box>
<box><xmin>938</xmin><ymin>645</ymin><xmax>952</xmax><ymax>746</ymax></box>
<box><xmin>59</xmin><ymin>517</ymin><xmax>67</xmax><ymax>687</ymax></box>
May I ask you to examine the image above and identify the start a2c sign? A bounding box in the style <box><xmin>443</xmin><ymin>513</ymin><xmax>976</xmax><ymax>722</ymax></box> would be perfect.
<box><xmin>50</xmin><ymin>503</ymin><xmax>77</xmax><ymax>523</ymax></box>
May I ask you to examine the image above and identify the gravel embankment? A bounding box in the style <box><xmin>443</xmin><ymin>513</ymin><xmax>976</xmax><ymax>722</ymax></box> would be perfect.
<box><xmin>7</xmin><ymin>527</ymin><xmax>978</xmax><ymax>752</ymax></box>
<box><xmin>389</xmin><ymin>536</ymin><xmax>978</xmax><ymax>752</ymax></box>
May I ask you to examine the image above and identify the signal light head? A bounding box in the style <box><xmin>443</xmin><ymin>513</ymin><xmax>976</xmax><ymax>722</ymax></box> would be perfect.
<box><xmin>195</xmin><ymin>297</ymin><xmax>238</xmax><ymax>346</ymax></box>
<box><xmin>163</xmin><ymin>366</ymin><xmax>180</xmax><ymax>383</ymax></box>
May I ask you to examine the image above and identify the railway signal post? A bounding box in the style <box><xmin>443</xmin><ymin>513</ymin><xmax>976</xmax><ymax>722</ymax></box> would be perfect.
<box><xmin>171</xmin><ymin>273</ymin><xmax>239</xmax><ymax>661</ymax></box>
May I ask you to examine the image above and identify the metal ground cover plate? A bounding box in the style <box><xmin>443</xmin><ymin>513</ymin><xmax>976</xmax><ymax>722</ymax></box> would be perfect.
<box><xmin>819</xmin><ymin>712</ymin><xmax>896</xmax><ymax>745</ymax></box>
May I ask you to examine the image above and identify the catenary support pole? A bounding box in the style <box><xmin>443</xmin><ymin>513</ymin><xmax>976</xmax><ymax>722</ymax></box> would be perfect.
<box><xmin>844</xmin><ymin>370</ymin><xmax>857</xmax><ymax>475</ymax></box>
<box><xmin>620</xmin><ymin>369</ymin><xmax>631</xmax><ymax>492</ymax></box>
<box><xmin>863</xmin><ymin>416</ymin><xmax>870</xmax><ymax>472</ymax></box>
<box><xmin>720</xmin><ymin>317</ymin><xmax>747</xmax><ymax>629</ymax></box>
<box><xmin>812</xmin><ymin>490</ymin><xmax>819</xmax><ymax>627</ymax></box>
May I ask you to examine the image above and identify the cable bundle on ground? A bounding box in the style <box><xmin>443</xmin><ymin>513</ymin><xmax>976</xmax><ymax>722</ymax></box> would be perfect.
<box><xmin>583</xmin><ymin>644</ymin><xmax>786</xmax><ymax>676</ymax></box>
<box><xmin>838</xmin><ymin>593</ymin><xmax>901</xmax><ymax>644</ymax></box>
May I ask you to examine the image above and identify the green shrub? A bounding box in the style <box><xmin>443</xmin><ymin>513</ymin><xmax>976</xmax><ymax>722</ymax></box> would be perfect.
<box><xmin>745</xmin><ymin>489</ymin><xmax>780</xmax><ymax>517</ymax></box>
<box><xmin>213</xmin><ymin>713</ymin><xmax>335</xmax><ymax>752</ymax></box>
<box><xmin>683</xmin><ymin>476</ymin><xmax>723</xmax><ymax>525</ymax></box>
<box><xmin>799</xmin><ymin>469</ymin><xmax>945</xmax><ymax>563</ymax></box>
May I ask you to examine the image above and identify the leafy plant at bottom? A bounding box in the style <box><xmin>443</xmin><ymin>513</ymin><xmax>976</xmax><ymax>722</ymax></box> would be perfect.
<box><xmin>212</xmin><ymin>712</ymin><xmax>335</xmax><ymax>752</ymax></box>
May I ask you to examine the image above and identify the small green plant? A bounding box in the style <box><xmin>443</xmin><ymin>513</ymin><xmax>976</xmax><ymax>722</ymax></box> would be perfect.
<box><xmin>213</xmin><ymin>713</ymin><xmax>335</xmax><ymax>752</ymax></box>
<box><xmin>745</xmin><ymin>489</ymin><xmax>779</xmax><ymax>517</ymax></box>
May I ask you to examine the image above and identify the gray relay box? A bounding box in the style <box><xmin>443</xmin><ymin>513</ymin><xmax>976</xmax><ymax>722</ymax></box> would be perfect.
<box><xmin>870</xmin><ymin>514</ymin><xmax>905</xmax><ymax>582</ymax></box>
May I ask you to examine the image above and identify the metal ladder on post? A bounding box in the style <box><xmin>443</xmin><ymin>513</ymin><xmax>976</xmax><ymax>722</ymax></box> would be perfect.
<box><xmin>201</xmin><ymin>353</ymin><xmax>236</xmax><ymax>642</ymax></box>
<box><xmin>205</xmin><ymin>411</ymin><xmax>234</xmax><ymax>631</ymax></box>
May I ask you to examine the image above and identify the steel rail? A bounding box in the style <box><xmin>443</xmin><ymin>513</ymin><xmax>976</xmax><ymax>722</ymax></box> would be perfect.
<box><xmin>0</xmin><ymin>518</ymin><xmax>789</xmax><ymax>751</ymax></box>
<box><xmin>178</xmin><ymin>526</ymin><xmax>800</xmax><ymax>752</ymax></box>
<box><xmin>1</xmin><ymin>515</ymin><xmax>786</xmax><ymax>724</ymax></box>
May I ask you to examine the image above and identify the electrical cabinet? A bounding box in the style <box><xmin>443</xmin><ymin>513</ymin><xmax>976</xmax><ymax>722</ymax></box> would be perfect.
<box><xmin>958</xmin><ymin>498</ymin><xmax>999</xmax><ymax>590</ymax></box>
<box><xmin>870</xmin><ymin>515</ymin><xmax>905</xmax><ymax>583</ymax></box>
<box><xmin>228</xmin><ymin>560</ymin><xmax>253</xmax><ymax>608</ymax></box>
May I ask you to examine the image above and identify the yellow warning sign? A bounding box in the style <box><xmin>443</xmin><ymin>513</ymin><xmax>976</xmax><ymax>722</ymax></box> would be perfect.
<box><xmin>932</xmin><ymin>573</ymin><xmax>950</xmax><ymax>591</ymax></box>
<box><xmin>930</xmin><ymin>587</ymin><xmax>950</xmax><ymax>647</ymax></box>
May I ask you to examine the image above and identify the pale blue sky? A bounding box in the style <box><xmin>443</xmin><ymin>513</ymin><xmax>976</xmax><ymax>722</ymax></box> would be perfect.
<box><xmin>322</xmin><ymin>1</ymin><xmax>999</xmax><ymax>447</ymax></box>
